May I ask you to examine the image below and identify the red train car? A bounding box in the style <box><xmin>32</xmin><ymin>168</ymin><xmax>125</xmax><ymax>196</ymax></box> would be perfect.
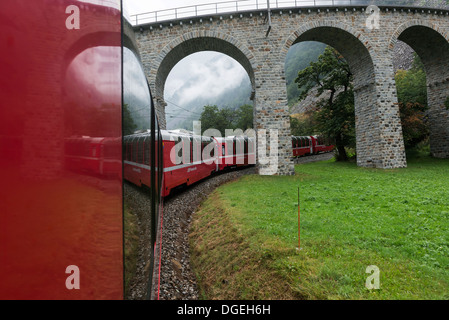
<box><xmin>292</xmin><ymin>135</ymin><xmax>334</xmax><ymax>158</ymax></box>
<box><xmin>124</xmin><ymin>130</ymin><xmax>256</xmax><ymax>197</ymax></box>
<box><xmin>1</xmin><ymin>1</ymin><xmax>164</xmax><ymax>300</ymax></box>
<box><xmin>311</xmin><ymin>135</ymin><xmax>335</xmax><ymax>154</ymax></box>
<box><xmin>215</xmin><ymin>136</ymin><xmax>257</xmax><ymax>171</ymax></box>
<box><xmin>123</xmin><ymin>132</ymin><xmax>153</xmax><ymax>189</ymax></box>
<box><xmin>65</xmin><ymin>136</ymin><xmax>122</xmax><ymax>177</ymax></box>
<box><xmin>292</xmin><ymin>136</ymin><xmax>313</xmax><ymax>157</ymax></box>
<box><xmin>0</xmin><ymin>0</ymin><xmax>123</xmax><ymax>299</ymax></box>
<box><xmin>161</xmin><ymin>130</ymin><xmax>217</xmax><ymax>197</ymax></box>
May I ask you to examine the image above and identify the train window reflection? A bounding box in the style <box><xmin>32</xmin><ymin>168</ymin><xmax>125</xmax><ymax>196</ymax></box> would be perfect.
<box><xmin>123</xmin><ymin>46</ymin><xmax>158</xmax><ymax>299</ymax></box>
<box><xmin>123</xmin><ymin>47</ymin><xmax>152</xmax><ymax>134</ymax></box>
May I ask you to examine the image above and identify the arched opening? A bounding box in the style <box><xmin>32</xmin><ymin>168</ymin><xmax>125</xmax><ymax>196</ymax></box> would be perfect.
<box><xmin>164</xmin><ymin>51</ymin><xmax>252</xmax><ymax>132</ymax></box>
<box><xmin>392</xmin><ymin>24</ymin><xmax>449</xmax><ymax>158</ymax></box>
<box><xmin>283</xmin><ymin>25</ymin><xmax>397</xmax><ymax>168</ymax></box>
<box><xmin>153</xmin><ymin>34</ymin><xmax>256</xmax><ymax>130</ymax></box>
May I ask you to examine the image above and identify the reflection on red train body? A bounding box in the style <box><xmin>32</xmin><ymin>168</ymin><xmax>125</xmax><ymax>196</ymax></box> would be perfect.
<box><xmin>0</xmin><ymin>0</ymin><xmax>123</xmax><ymax>299</ymax></box>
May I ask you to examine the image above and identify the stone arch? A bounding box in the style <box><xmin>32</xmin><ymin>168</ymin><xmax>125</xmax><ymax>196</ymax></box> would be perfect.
<box><xmin>282</xmin><ymin>21</ymin><xmax>377</xmax><ymax>84</ymax></box>
<box><xmin>151</xmin><ymin>31</ymin><xmax>257</xmax><ymax>127</ymax></box>
<box><xmin>282</xmin><ymin>21</ymin><xmax>406</xmax><ymax>169</ymax></box>
<box><xmin>389</xmin><ymin>21</ymin><xmax>449</xmax><ymax>158</ymax></box>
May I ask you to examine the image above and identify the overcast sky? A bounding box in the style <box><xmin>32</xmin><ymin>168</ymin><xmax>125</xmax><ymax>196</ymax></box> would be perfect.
<box><xmin>123</xmin><ymin>0</ymin><xmax>238</xmax><ymax>16</ymax></box>
<box><xmin>123</xmin><ymin>0</ymin><xmax>251</xmax><ymax>129</ymax></box>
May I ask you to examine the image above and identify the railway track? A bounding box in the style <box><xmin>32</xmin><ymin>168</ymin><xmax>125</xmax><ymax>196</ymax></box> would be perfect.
<box><xmin>126</xmin><ymin>153</ymin><xmax>334</xmax><ymax>300</ymax></box>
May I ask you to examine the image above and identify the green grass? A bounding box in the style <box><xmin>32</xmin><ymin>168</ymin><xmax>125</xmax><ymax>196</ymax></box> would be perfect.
<box><xmin>190</xmin><ymin>156</ymin><xmax>449</xmax><ymax>300</ymax></box>
<box><xmin>124</xmin><ymin>203</ymin><xmax>139</xmax><ymax>299</ymax></box>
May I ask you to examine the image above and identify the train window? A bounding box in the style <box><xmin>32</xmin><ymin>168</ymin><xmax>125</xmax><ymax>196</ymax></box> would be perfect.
<box><xmin>123</xmin><ymin>41</ymin><xmax>162</xmax><ymax>299</ymax></box>
<box><xmin>210</xmin><ymin>138</ymin><xmax>215</xmax><ymax>158</ymax></box>
<box><xmin>201</xmin><ymin>139</ymin><xmax>208</xmax><ymax>161</ymax></box>
<box><xmin>190</xmin><ymin>137</ymin><xmax>194</xmax><ymax>164</ymax></box>
<box><xmin>123</xmin><ymin>48</ymin><xmax>151</xmax><ymax>133</ymax></box>
<box><xmin>201</xmin><ymin>137</ymin><xmax>215</xmax><ymax>161</ymax></box>
<box><xmin>144</xmin><ymin>136</ymin><xmax>150</xmax><ymax>166</ymax></box>
<box><xmin>249</xmin><ymin>138</ymin><xmax>255</xmax><ymax>153</ymax></box>
<box><xmin>177</xmin><ymin>136</ymin><xmax>183</xmax><ymax>164</ymax></box>
<box><xmin>128</xmin><ymin>139</ymin><xmax>132</xmax><ymax>161</ymax></box>
<box><xmin>137</xmin><ymin>136</ymin><xmax>144</xmax><ymax>164</ymax></box>
<box><xmin>133</xmin><ymin>138</ymin><xmax>138</xmax><ymax>163</ymax></box>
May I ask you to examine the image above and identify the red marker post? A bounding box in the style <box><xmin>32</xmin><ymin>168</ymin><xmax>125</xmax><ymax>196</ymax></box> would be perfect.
<box><xmin>297</xmin><ymin>187</ymin><xmax>302</xmax><ymax>252</ymax></box>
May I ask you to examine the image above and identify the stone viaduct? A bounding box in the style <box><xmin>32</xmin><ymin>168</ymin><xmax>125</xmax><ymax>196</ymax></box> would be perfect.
<box><xmin>132</xmin><ymin>2</ymin><xmax>449</xmax><ymax>175</ymax></box>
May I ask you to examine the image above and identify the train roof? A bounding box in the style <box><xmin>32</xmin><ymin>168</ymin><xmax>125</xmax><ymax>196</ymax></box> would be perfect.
<box><xmin>161</xmin><ymin>129</ymin><xmax>208</xmax><ymax>141</ymax></box>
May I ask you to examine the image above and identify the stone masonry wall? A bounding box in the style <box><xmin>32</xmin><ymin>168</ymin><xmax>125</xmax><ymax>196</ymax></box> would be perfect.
<box><xmin>135</xmin><ymin>6</ymin><xmax>449</xmax><ymax>174</ymax></box>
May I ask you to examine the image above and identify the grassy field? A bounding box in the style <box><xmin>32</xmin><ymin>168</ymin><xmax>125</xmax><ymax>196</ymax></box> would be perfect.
<box><xmin>189</xmin><ymin>156</ymin><xmax>449</xmax><ymax>300</ymax></box>
<box><xmin>124</xmin><ymin>203</ymin><xmax>139</xmax><ymax>298</ymax></box>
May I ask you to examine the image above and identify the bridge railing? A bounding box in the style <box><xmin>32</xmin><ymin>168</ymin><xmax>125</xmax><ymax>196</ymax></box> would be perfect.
<box><xmin>129</xmin><ymin>0</ymin><xmax>448</xmax><ymax>26</ymax></box>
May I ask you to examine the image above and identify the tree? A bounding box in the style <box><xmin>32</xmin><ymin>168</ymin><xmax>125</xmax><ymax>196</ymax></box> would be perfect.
<box><xmin>199</xmin><ymin>104</ymin><xmax>254</xmax><ymax>136</ymax></box>
<box><xmin>236</xmin><ymin>104</ymin><xmax>254</xmax><ymax>131</ymax></box>
<box><xmin>397</xmin><ymin>102</ymin><xmax>428</xmax><ymax>148</ymax></box>
<box><xmin>294</xmin><ymin>46</ymin><xmax>355</xmax><ymax>161</ymax></box>
<box><xmin>290</xmin><ymin>111</ymin><xmax>319</xmax><ymax>137</ymax></box>
<box><xmin>395</xmin><ymin>53</ymin><xmax>429</xmax><ymax>148</ymax></box>
<box><xmin>395</xmin><ymin>53</ymin><xmax>427</xmax><ymax>107</ymax></box>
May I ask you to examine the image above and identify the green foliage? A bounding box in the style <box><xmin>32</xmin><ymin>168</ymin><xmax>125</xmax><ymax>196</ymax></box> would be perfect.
<box><xmin>290</xmin><ymin>115</ymin><xmax>317</xmax><ymax>137</ymax></box>
<box><xmin>395</xmin><ymin>54</ymin><xmax>429</xmax><ymax>148</ymax></box>
<box><xmin>292</xmin><ymin>47</ymin><xmax>431</xmax><ymax>155</ymax></box>
<box><xmin>315</xmin><ymin>91</ymin><xmax>356</xmax><ymax>155</ymax></box>
<box><xmin>395</xmin><ymin>54</ymin><xmax>427</xmax><ymax>107</ymax></box>
<box><xmin>199</xmin><ymin>104</ymin><xmax>253</xmax><ymax>136</ymax></box>
<box><xmin>398</xmin><ymin>102</ymin><xmax>429</xmax><ymax>148</ymax></box>
<box><xmin>294</xmin><ymin>46</ymin><xmax>355</xmax><ymax>160</ymax></box>
<box><xmin>235</xmin><ymin>104</ymin><xmax>254</xmax><ymax>131</ymax></box>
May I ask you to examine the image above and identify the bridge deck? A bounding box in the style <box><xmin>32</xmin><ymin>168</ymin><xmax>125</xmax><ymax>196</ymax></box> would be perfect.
<box><xmin>130</xmin><ymin>0</ymin><xmax>449</xmax><ymax>26</ymax></box>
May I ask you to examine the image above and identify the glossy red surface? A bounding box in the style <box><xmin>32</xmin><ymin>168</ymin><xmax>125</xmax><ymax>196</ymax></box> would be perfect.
<box><xmin>0</xmin><ymin>0</ymin><xmax>123</xmax><ymax>299</ymax></box>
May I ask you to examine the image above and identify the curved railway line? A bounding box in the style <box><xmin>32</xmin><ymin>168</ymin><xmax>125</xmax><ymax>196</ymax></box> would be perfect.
<box><xmin>125</xmin><ymin>153</ymin><xmax>334</xmax><ymax>300</ymax></box>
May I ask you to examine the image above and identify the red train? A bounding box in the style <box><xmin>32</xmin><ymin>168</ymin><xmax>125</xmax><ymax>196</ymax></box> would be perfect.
<box><xmin>292</xmin><ymin>135</ymin><xmax>335</xmax><ymax>157</ymax></box>
<box><xmin>65</xmin><ymin>136</ymin><xmax>122</xmax><ymax>177</ymax></box>
<box><xmin>124</xmin><ymin>130</ymin><xmax>256</xmax><ymax>197</ymax></box>
<box><xmin>124</xmin><ymin>130</ymin><xmax>333</xmax><ymax>197</ymax></box>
